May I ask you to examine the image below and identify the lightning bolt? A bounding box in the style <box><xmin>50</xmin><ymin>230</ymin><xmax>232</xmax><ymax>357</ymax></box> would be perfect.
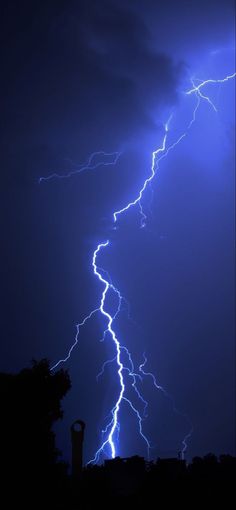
<box><xmin>41</xmin><ymin>68</ymin><xmax>235</xmax><ymax>463</ymax></box>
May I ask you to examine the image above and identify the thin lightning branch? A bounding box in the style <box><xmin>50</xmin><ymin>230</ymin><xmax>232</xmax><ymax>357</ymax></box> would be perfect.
<box><xmin>186</xmin><ymin>77</ymin><xmax>218</xmax><ymax>111</ymax></box>
<box><xmin>186</xmin><ymin>72</ymin><xmax>236</xmax><ymax>95</ymax></box>
<box><xmin>128</xmin><ymin>372</ymin><xmax>149</xmax><ymax>419</ymax></box>
<box><xmin>99</xmin><ymin>328</ymin><xmax>109</xmax><ymax>343</ymax></box>
<box><xmin>181</xmin><ymin>426</ymin><xmax>194</xmax><ymax>460</ymax></box>
<box><xmin>139</xmin><ymin>353</ymin><xmax>193</xmax><ymax>457</ymax></box>
<box><xmin>96</xmin><ymin>356</ymin><xmax>117</xmax><ymax>381</ymax></box>
<box><xmin>47</xmin><ymin>69</ymin><xmax>235</xmax><ymax>464</ymax></box>
<box><xmin>139</xmin><ymin>353</ymin><xmax>167</xmax><ymax>393</ymax></box>
<box><xmin>101</xmin><ymin>409</ymin><xmax>116</xmax><ymax>436</ymax></box>
<box><xmin>194</xmin><ymin>85</ymin><xmax>217</xmax><ymax>112</ymax></box>
<box><xmin>121</xmin><ymin>345</ymin><xmax>148</xmax><ymax>418</ymax></box>
<box><xmin>39</xmin><ymin>151</ymin><xmax>121</xmax><ymax>183</ymax></box>
<box><xmin>139</xmin><ymin>201</ymin><xmax>147</xmax><ymax>229</ymax></box>
<box><xmin>184</xmin><ymin>73</ymin><xmax>236</xmax><ymax>114</ymax></box>
<box><xmin>123</xmin><ymin>397</ymin><xmax>151</xmax><ymax>457</ymax></box>
<box><xmin>51</xmin><ymin>308</ymin><xmax>100</xmax><ymax>370</ymax></box>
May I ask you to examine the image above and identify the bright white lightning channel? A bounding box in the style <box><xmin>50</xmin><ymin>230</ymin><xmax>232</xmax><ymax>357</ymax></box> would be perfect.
<box><xmin>41</xmin><ymin>69</ymin><xmax>235</xmax><ymax>463</ymax></box>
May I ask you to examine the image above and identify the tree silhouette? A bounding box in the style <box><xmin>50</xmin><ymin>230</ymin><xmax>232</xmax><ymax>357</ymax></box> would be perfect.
<box><xmin>0</xmin><ymin>359</ymin><xmax>71</xmax><ymax>505</ymax></box>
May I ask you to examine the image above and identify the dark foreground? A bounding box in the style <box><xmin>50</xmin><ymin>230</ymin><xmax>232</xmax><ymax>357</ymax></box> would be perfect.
<box><xmin>0</xmin><ymin>360</ymin><xmax>234</xmax><ymax>508</ymax></box>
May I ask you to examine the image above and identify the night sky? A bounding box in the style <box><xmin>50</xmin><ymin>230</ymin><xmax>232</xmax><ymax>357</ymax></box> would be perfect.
<box><xmin>1</xmin><ymin>0</ymin><xmax>235</xmax><ymax>464</ymax></box>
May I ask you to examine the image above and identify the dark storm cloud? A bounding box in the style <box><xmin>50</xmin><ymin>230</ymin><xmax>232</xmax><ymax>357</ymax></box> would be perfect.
<box><xmin>1</xmin><ymin>0</ymin><xmax>184</xmax><ymax>185</ymax></box>
<box><xmin>82</xmin><ymin>2</ymin><xmax>184</xmax><ymax>118</ymax></box>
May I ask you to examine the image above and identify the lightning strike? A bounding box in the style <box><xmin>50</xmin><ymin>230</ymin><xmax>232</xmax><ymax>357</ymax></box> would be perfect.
<box><xmin>43</xmin><ymin>68</ymin><xmax>235</xmax><ymax>463</ymax></box>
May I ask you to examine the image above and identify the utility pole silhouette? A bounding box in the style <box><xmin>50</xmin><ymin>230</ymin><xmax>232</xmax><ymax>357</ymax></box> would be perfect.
<box><xmin>71</xmin><ymin>420</ymin><xmax>85</xmax><ymax>477</ymax></box>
